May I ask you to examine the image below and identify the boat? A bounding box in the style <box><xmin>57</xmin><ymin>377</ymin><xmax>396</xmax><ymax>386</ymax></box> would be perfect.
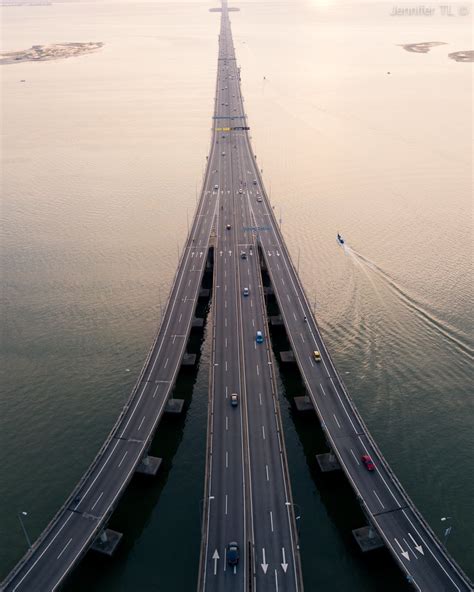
<box><xmin>337</xmin><ymin>232</ymin><xmax>345</xmax><ymax>245</ymax></box>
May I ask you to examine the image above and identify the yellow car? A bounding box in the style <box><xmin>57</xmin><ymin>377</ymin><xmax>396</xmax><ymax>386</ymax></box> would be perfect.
<box><xmin>313</xmin><ymin>350</ymin><xmax>321</xmax><ymax>362</ymax></box>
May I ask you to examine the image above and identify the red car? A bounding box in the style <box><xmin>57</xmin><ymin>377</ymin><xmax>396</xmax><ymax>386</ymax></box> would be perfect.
<box><xmin>361</xmin><ymin>454</ymin><xmax>375</xmax><ymax>471</ymax></box>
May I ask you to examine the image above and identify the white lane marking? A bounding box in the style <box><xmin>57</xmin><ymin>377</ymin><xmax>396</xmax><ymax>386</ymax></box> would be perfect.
<box><xmin>309</xmin><ymin>358</ymin><xmax>314</xmax><ymax>367</ymax></box>
<box><xmin>408</xmin><ymin>532</ymin><xmax>424</xmax><ymax>555</ymax></box>
<box><xmin>394</xmin><ymin>538</ymin><xmax>410</xmax><ymax>561</ymax></box>
<box><xmin>270</xmin><ymin>511</ymin><xmax>274</xmax><ymax>532</ymax></box>
<box><xmin>90</xmin><ymin>491</ymin><xmax>104</xmax><ymax>511</ymax></box>
<box><xmin>358</xmin><ymin>436</ymin><xmax>402</xmax><ymax>507</ymax></box>
<box><xmin>373</xmin><ymin>489</ymin><xmax>385</xmax><ymax>509</ymax></box>
<box><xmin>118</xmin><ymin>451</ymin><xmax>128</xmax><ymax>468</ymax></box>
<box><xmin>256</xmin><ymin>364</ymin><xmax>259</xmax><ymax>376</ymax></box>
<box><xmin>225</xmin><ymin>300</ymin><xmax>227</xmax><ymax>309</ymax></box>
<box><xmin>300</xmin><ymin>333</ymin><xmax>305</xmax><ymax>343</ymax></box>
<box><xmin>225</xmin><ymin>318</ymin><xmax>227</xmax><ymax>327</ymax></box>
<box><xmin>259</xmin><ymin>392</ymin><xmax>262</xmax><ymax>405</ymax></box>
<box><xmin>188</xmin><ymin>279</ymin><xmax>191</xmax><ymax>287</ymax></box>
<box><xmin>225</xmin><ymin>451</ymin><xmax>228</xmax><ymax>468</ymax></box>
<box><xmin>164</xmin><ymin>358</ymin><xmax>169</xmax><ymax>369</ymax></box>
<box><xmin>56</xmin><ymin>538</ymin><xmax>73</xmax><ymax>560</ymax></box>
<box><xmin>266</xmin><ymin>465</ymin><xmax>270</xmax><ymax>481</ymax></box>
<box><xmin>225</xmin><ymin>337</ymin><xmax>228</xmax><ymax>348</ymax></box>
<box><xmin>172</xmin><ymin>334</ymin><xmax>177</xmax><ymax>344</ymax></box>
<box><xmin>225</xmin><ymin>386</ymin><xmax>228</xmax><ymax>398</ymax></box>
<box><xmin>293</xmin><ymin>312</ymin><xmax>297</xmax><ymax>321</ymax></box>
<box><xmin>333</xmin><ymin>413</ymin><xmax>341</xmax><ymax>429</ymax></box>
<box><xmin>225</xmin><ymin>361</ymin><xmax>228</xmax><ymax>372</ymax></box>
<box><xmin>350</xmin><ymin>449</ymin><xmax>360</xmax><ymax>465</ymax></box>
<box><xmin>275</xmin><ymin>569</ymin><xmax>279</xmax><ymax>591</ymax></box>
<box><xmin>252</xmin><ymin>319</ymin><xmax>255</xmax><ymax>327</ymax></box>
<box><xmin>262</xmin><ymin>425</ymin><xmax>266</xmax><ymax>440</ymax></box>
<box><xmin>329</xmin><ymin>377</ymin><xmax>360</xmax><ymax>434</ymax></box>
<box><xmin>320</xmin><ymin>383</ymin><xmax>327</xmax><ymax>397</ymax></box>
<box><xmin>286</xmin><ymin>294</ymin><xmax>290</xmax><ymax>302</ymax></box>
<box><xmin>225</xmin><ymin>495</ymin><xmax>228</xmax><ymax>515</ymax></box>
<box><xmin>226</xmin><ymin>416</ymin><xmax>229</xmax><ymax>431</ymax></box>
<box><xmin>178</xmin><ymin>313</ymin><xmax>182</xmax><ymax>323</ymax></box>
<box><xmin>402</xmin><ymin>510</ymin><xmax>460</xmax><ymax>589</ymax></box>
<box><xmin>138</xmin><ymin>416</ymin><xmax>146</xmax><ymax>431</ymax></box>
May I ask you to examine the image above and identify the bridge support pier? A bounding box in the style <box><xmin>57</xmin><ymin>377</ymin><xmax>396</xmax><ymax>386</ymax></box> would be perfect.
<box><xmin>294</xmin><ymin>395</ymin><xmax>314</xmax><ymax>412</ymax></box>
<box><xmin>352</xmin><ymin>524</ymin><xmax>384</xmax><ymax>552</ymax></box>
<box><xmin>279</xmin><ymin>351</ymin><xmax>295</xmax><ymax>363</ymax></box>
<box><xmin>269</xmin><ymin>315</ymin><xmax>283</xmax><ymax>327</ymax></box>
<box><xmin>91</xmin><ymin>529</ymin><xmax>123</xmax><ymax>556</ymax></box>
<box><xmin>182</xmin><ymin>353</ymin><xmax>197</xmax><ymax>366</ymax></box>
<box><xmin>165</xmin><ymin>398</ymin><xmax>185</xmax><ymax>414</ymax></box>
<box><xmin>316</xmin><ymin>451</ymin><xmax>341</xmax><ymax>472</ymax></box>
<box><xmin>136</xmin><ymin>455</ymin><xmax>162</xmax><ymax>477</ymax></box>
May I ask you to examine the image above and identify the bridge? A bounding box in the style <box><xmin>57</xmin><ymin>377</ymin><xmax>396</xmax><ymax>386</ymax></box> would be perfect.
<box><xmin>2</xmin><ymin>2</ymin><xmax>472</xmax><ymax>592</ymax></box>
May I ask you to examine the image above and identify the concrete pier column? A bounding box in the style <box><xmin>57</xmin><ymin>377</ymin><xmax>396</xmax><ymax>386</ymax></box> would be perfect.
<box><xmin>91</xmin><ymin>529</ymin><xmax>123</xmax><ymax>556</ymax></box>
<box><xmin>352</xmin><ymin>524</ymin><xmax>384</xmax><ymax>552</ymax></box>
<box><xmin>136</xmin><ymin>455</ymin><xmax>162</xmax><ymax>476</ymax></box>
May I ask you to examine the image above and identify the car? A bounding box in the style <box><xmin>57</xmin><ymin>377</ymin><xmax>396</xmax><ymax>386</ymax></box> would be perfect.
<box><xmin>227</xmin><ymin>542</ymin><xmax>240</xmax><ymax>565</ymax></box>
<box><xmin>214</xmin><ymin>184</ymin><xmax>219</xmax><ymax>190</ymax></box>
<box><xmin>253</xmin><ymin>179</ymin><xmax>258</xmax><ymax>185</ymax></box>
<box><xmin>238</xmin><ymin>188</ymin><xmax>243</xmax><ymax>194</ymax></box>
<box><xmin>256</xmin><ymin>196</ymin><xmax>262</xmax><ymax>202</ymax></box>
<box><xmin>226</xmin><ymin>223</ymin><xmax>231</xmax><ymax>230</ymax></box>
<box><xmin>256</xmin><ymin>330</ymin><xmax>263</xmax><ymax>343</ymax></box>
<box><xmin>243</xmin><ymin>287</ymin><xmax>249</xmax><ymax>296</ymax></box>
<box><xmin>230</xmin><ymin>393</ymin><xmax>239</xmax><ymax>406</ymax></box>
<box><xmin>361</xmin><ymin>454</ymin><xmax>375</xmax><ymax>471</ymax></box>
<box><xmin>240</xmin><ymin>251</ymin><xmax>247</xmax><ymax>259</ymax></box>
<box><xmin>222</xmin><ymin>151</ymin><xmax>226</xmax><ymax>156</ymax></box>
<box><xmin>313</xmin><ymin>350</ymin><xmax>321</xmax><ymax>362</ymax></box>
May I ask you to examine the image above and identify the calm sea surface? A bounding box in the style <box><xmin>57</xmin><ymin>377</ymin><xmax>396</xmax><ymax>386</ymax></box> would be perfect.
<box><xmin>1</xmin><ymin>0</ymin><xmax>472</xmax><ymax>589</ymax></box>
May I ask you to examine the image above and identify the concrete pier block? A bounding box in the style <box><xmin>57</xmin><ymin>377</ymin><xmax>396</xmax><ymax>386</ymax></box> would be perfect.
<box><xmin>352</xmin><ymin>525</ymin><xmax>385</xmax><ymax>552</ymax></box>
<box><xmin>136</xmin><ymin>455</ymin><xmax>162</xmax><ymax>477</ymax></box>
<box><xmin>199</xmin><ymin>288</ymin><xmax>210</xmax><ymax>298</ymax></box>
<box><xmin>165</xmin><ymin>399</ymin><xmax>185</xmax><ymax>414</ymax></box>
<box><xmin>91</xmin><ymin>529</ymin><xmax>123</xmax><ymax>556</ymax></box>
<box><xmin>294</xmin><ymin>396</ymin><xmax>314</xmax><ymax>412</ymax></box>
<box><xmin>269</xmin><ymin>315</ymin><xmax>283</xmax><ymax>326</ymax></box>
<box><xmin>316</xmin><ymin>452</ymin><xmax>341</xmax><ymax>472</ymax></box>
<box><xmin>182</xmin><ymin>353</ymin><xmax>197</xmax><ymax>366</ymax></box>
<box><xmin>280</xmin><ymin>351</ymin><xmax>295</xmax><ymax>363</ymax></box>
<box><xmin>192</xmin><ymin>317</ymin><xmax>204</xmax><ymax>328</ymax></box>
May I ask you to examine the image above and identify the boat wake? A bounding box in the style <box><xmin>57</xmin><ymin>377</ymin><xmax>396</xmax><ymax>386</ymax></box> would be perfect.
<box><xmin>343</xmin><ymin>244</ymin><xmax>473</xmax><ymax>361</ymax></box>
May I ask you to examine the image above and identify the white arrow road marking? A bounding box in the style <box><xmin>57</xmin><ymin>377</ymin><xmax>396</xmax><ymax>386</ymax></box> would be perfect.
<box><xmin>281</xmin><ymin>547</ymin><xmax>288</xmax><ymax>573</ymax></box>
<box><xmin>394</xmin><ymin>538</ymin><xmax>410</xmax><ymax>561</ymax></box>
<box><xmin>212</xmin><ymin>549</ymin><xmax>219</xmax><ymax>575</ymax></box>
<box><xmin>408</xmin><ymin>532</ymin><xmax>424</xmax><ymax>555</ymax></box>
<box><xmin>261</xmin><ymin>548</ymin><xmax>269</xmax><ymax>573</ymax></box>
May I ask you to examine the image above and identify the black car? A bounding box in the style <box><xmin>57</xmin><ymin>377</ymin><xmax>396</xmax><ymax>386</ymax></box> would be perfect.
<box><xmin>227</xmin><ymin>542</ymin><xmax>240</xmax><ymax>565</ymax></box>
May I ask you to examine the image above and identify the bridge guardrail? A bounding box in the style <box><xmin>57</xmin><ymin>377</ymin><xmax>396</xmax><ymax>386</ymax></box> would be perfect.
<box><xmin>2</xmin><ymin>113</ymin><xmax>220</xmax><ymax>591</ymax></box>
<box><xmin>241</xmin><ymin>125</ymin><xmax>472</xmax><ymax>588</ymax></box>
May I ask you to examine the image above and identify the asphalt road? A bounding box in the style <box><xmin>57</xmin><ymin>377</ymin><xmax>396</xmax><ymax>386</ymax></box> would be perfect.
<box><xmin>233</xmin><ymin>99</ymin><xmax>472</xmax><ymax>592</ymax></box>
<box><xmin>199</xmin><ymin>5</ymin><xmax>302</xmax><ymax>592</ymax></box>
<box><xmin>2</xmin><ymin>47</ymin><xmax>221</xmax><ymax>592</ymax></box>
